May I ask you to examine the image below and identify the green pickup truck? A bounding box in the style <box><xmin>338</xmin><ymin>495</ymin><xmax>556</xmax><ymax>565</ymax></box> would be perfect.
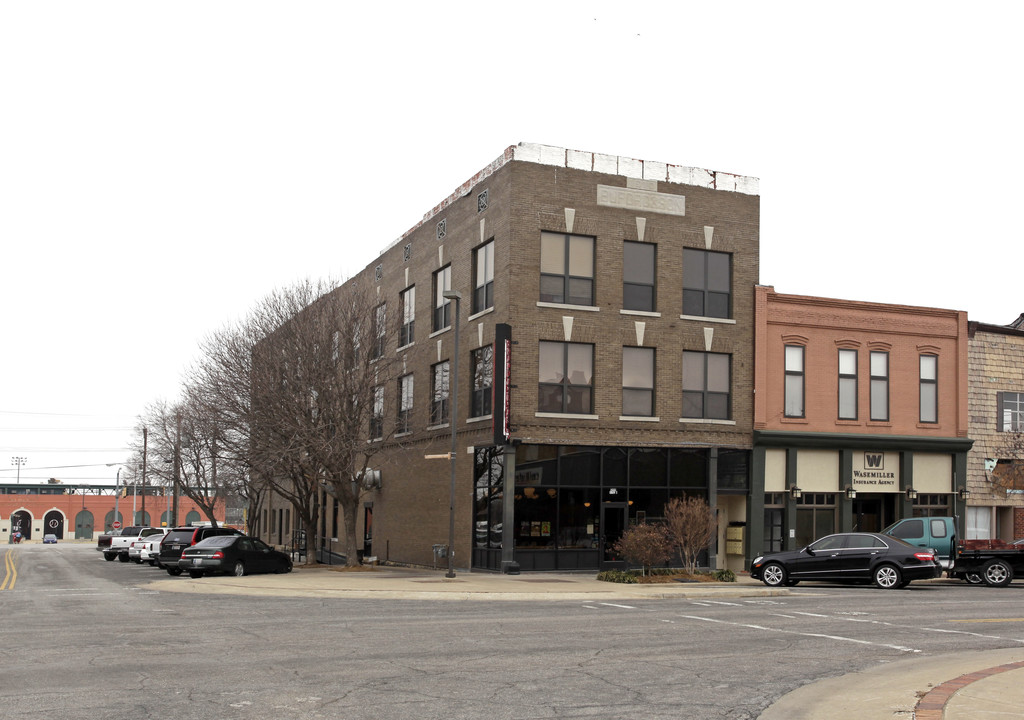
<box><xmin>881</xmin><ymin>516</ymin><xmax>957</xmax><ymax>571</ymax></box>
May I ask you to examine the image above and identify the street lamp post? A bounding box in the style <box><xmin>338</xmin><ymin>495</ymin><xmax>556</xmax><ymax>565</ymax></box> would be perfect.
<box><xmin>441</xmin><ymin>289</ymin><xmax>462</xmax><ymax>579</ymax></box>
<box><xmin>11</xmin><ymin>456</ymin><xmax>27</xmax><ymax>484</ymax></box>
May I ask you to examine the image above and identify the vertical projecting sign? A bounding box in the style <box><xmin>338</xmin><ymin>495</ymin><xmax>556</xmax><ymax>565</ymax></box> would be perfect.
<box><xmin>493</xmin><ymin>323</ymin><xmax>512</xmax><ymax>446</ymax></box>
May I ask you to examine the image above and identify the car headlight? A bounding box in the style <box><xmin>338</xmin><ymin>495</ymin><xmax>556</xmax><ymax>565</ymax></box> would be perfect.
<box><xmin>752</xmin><ymin>556</ymin><xmax>763</xmax><ymax>566</ymax></box>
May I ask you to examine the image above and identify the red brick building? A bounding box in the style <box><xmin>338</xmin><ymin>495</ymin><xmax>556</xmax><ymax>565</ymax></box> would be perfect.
<box><xmin>751</xmin><ymin>287</ymin><xmax>972</xmax><ymax>552</ymax></box>
<box><xmin>2</xmin><ymin>483</ymin><xmax>228</xmax><ymax>541</ymax></box>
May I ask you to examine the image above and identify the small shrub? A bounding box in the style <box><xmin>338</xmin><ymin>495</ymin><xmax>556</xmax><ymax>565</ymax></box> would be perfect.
<box><xmin>613</xmin><ymin>523</ymin><xmax>672</xmax><ymax>575</ymax></box>
<box><xmin>712</xmin><ymin>568</ymin><xmax>736</xmax><ymax>583</ymax></box>
<box><xmin>597</xmin><ymin>569</ymin><xmax>638</xmax><ymax>584</ymax></box>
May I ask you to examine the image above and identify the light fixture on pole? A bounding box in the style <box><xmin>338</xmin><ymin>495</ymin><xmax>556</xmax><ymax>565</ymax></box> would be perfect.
<box><xmin>958</xmin><ymin>487</ymin><xmax>971</xmax><ymax>500</ymax></box>
<box><xmin>11</xmin><ymin>456</ymin><xmax>27</xmax><ymax>484</ymax></box>
<box><xmin>906</xmin><ymin>487</ymin><xmax>918</xmax><ymax>501</ymax></box>
<box><xmin>441</xmin><ymin>289</ymin><xmax>462</xmax><ymax>579</ymax></box>
<box><xmin>789</xmin><ymin>485</ymin><xmax>802</xmax><ymax>500</ymax></box>
<box><xmin>845</xmin><ymin>485</ymin><xmax>857</xmax><ymax>500</ymax></box>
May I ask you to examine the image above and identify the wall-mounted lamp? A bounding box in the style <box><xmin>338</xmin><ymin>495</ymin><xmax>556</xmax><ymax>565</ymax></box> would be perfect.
<box><xmin>958</xmin><ymin>487</ymin><xmax>971</xmax><ymax>500</ymax></box>
<box><xmin>790</xmin><ymin>486</ymin><xmax>803</xmax><ymax>500</ymax></box>
<box><xmin>845</xmin><ymin>486</ymin><xmax>857</xmax><ymax>500</ymax></box>
<box><xmin>906</xmin><ymin>487</ymin><xmax>918</xmax><ymax>501</ymax></box>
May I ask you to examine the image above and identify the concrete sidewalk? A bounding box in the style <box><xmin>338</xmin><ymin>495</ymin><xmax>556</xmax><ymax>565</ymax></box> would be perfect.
<box><xmin>149</xmin><ymin>565</ymin><xmax>1024</xmax><ymax>718</ymax></box>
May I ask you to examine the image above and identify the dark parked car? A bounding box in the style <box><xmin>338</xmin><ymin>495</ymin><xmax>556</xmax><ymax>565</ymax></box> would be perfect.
<box><xmin>156</xmin><ymin>525</ymin><xmax>244</xmax><ymax>575</ymax></box>
<box><xmin>178</xmin><ymin>535</ymin><xmax>292</xmax><ymax>579</ymax></box>
<box><xmin>750</xmin><ymin>532</ymin><xmax>941</xmax><ymax>589</ymax></box>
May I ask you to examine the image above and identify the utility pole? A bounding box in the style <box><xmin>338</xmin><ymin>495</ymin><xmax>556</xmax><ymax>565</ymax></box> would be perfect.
<box><xmin>172</xmin><ymin>411</ymin><xmax>181</xmax><ymax>527</ymax></box>
<box><xmin>141</xmin><ymin>426</ymin><xmax>148</xmax><ymax>524</ymax></box>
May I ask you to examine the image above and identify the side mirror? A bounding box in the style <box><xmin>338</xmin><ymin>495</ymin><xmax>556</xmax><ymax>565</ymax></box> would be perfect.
<box><xmin>802</xmin><ymin>546</ymin><xmax>815</xmax><ymax>556</ymax></box>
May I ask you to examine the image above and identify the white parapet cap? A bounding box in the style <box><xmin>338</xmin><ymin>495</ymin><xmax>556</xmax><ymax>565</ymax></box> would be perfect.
<box><xmin>380</xmin><ymin>142</ymin><xmax>759</xmax><ymax>256</ymax></box>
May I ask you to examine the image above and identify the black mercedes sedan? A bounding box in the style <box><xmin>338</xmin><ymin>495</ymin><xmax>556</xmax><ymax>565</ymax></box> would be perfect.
<box><xmin>178</xmin><ymin>535</ymin><xmax>293</xmax><ymax>579</ymax></box>
<box><xmin>750</xmin><ymin>532</ymin><xmax>941</xmax><ymax>589</ymax></box>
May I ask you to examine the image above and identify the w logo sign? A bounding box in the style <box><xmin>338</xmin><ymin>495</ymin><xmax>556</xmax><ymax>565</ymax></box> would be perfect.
<box><xmin>864</xmin><ymin>453</ymin><xmax>884</xmax><ymax>469</ymax></box>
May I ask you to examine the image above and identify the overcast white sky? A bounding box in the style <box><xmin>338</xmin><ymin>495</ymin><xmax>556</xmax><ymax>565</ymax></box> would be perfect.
<box><xmin>1</xmin><ymin>2</ymin><xmax>1020</xmax><ymax>485</ymax></box>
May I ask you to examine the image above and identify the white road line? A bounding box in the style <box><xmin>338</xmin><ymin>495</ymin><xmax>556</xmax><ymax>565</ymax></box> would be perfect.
<box><xmin>600</xmin><ymin>602</ymin><xmax>637</xmax><ymax>609</ymax></box>
<box><xmin>679</xmin><ymin>615</ymin><xmax>921</xmax><ymax>653</ymax></box>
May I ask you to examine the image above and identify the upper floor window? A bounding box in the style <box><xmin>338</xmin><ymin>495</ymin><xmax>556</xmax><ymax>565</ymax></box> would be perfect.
<box><xmin>919</xmin><ymin>355</ymin><xmax>937</xmax><ymax>423</ymax></box>
<box><xmin>471</xmin><ymin>345</ymin><xmax>494</xmax><ymax>418</ymax></box>
<box><xmin>372</xmin><ymin>303</ymin><xmax>386</xmax><ymax>360</ymax></box>
<box><xmin>538</xmin><ymin>341</ymin><xmax>594</xmax><ymax>414</ymax></box>
<box><xmin>838</xmin><ymin>349</ymin><xmax>857</xmax><ymax>420</ymax></box>
<box><xmin>623</xmin><ymin>346</ymin><xmax>655</xmax><ymax>416</ymax></box>
<box><xmin>473</xmin><ymin>241</ymin><xmax>494</xmax><ymax>314</ymax></box>
<box><xmin>682</xmin><ymin>351</ymin><xmax>731</xmax><ymax>420</ymax></box>
<box><xmin>431</xmin><ymin>361</ymin><xmax>450</xmax><ymax>425</ymax></box>
<box><xmin>540</xmin><ymin>231</ymin><xmax>594</xmax><ymax>306</ymax></box>
<box><xmin>870</xmin><ymin>351</ymin><xmax>889</xmax><ymax>421</ymax></box>
<box><xmin>682</xmin><ymin>248</ymin><xmax>731</xmax><ymax>319</ymax></box>
<box><xmin>784</xmin><ymin>345</ymin><xmax>805</xmax><ymax>418</ymax></box>
<box><xmin>370</xmin><ymin>385</ymin><xmax>384</xmax><ymax>440</ymax></box>
<box><xmin>998</xmin><ymin>392</ymin><xmax>1024</xmax><ymax>431</ymax></box>
<box><xmin>397</xmin><ymin>374</ymin><xmax>414</xmax><ymax>434</ymax></box>
<box><xmin>399</xmin><ymin>286</ymin><xmax>415</xmax><ymax>347</ymax></box>
<box><xmin>433</xmin><ymin>265</ymin><xmax>451</xmax><ymax>332</ymax></box>
<box><xmin>623</xmin><ymin>241</ymin><xmax>656</xmax><ymax>312</ymax></box>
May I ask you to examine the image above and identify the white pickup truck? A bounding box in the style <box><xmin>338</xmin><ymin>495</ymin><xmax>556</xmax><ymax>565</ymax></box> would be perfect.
<box><xmin>102</xmin><ymin>526</ymin><xmax>165</xmax><ymax>562</ymax></box>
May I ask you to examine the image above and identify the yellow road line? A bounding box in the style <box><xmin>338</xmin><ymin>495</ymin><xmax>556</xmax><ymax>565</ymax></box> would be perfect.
<box><xmin>949</xmin><ymin>618</ymin><xmax>1024</xmax><ymax>624</ymax></box>
<box><xmin>0</xmin><ymin>549</ymin><xmax>15</xmax><ymax>591</ymax></box>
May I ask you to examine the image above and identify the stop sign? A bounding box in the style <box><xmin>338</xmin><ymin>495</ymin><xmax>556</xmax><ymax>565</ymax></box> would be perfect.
<box><xmin>112</xmin><ymin>521</ymin><xmax>121</xmax><ymax>529</ymax></box>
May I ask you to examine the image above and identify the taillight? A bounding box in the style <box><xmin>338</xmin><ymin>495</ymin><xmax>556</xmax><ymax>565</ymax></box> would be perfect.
<box><xmin>211</xmin><ymin>551</ymin><xmax>224</xmax><ymax>559</ymax></box>
<box><xmin>913</xmin><ymin>552</ymin><xmax>935</xmax><ymax>562</ymax></box>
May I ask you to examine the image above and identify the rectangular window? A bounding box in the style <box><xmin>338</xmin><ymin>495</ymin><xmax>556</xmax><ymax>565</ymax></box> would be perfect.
<box><xmin>397</xmin><ymin>374</ymin><xmax>414</xmax><ymax>434</ymax></box>
<box><xmin>433</xmin><ymin>265</ymin><xmax>451</xmax><ymax>332</ymax></box>
<box><xmin>540</xmin><ymin>231</ymin><xmax>594</xmax><ymax>306</ymax></box>
<box><xmin>471</xmin><ymin>345</ymin><xmax>494</xmax><ymax>418</ymax></box>
<box><xmin>399</xmin><ymin>286</ymin><xmax>415</xmax><ymax>347</ymax></box>
<box><xmin>682</xmin><ymin>248</ymin><xmax>731</xmax><ymax>318</ymax></box>
<box><xmin>784</xmin><ymin>345</ymin><xmax>805</xmax><ymax>418</ymax></box>
<box><xmin>838</xmin><ymin>349</ymin><xmax>857</xmax><ymax>420</ymax></box>
<box><xmin>682</xmin><ymin>351</ymin><xmax>731</xmax><ymax>420</ymax></box>
<box><xmin>370</xmin><ymin>385</ymin><xmax>384</xmax><ymax>440</ymax></box>
<box><xmin>372</xmin><ymin>303</ymin><xmax>386</xmax><ymax>360</ymax></box>
<box><xmin>538</xmin><ymin>341</ymin><xmax>594</xmax><ymax>414</ymax></box>
<box><xmin>870</xmin><ymin>351</ymin><xmax>889</xmax><ymax>421</ymax></box>
<box><xmin>998</xmin><ymin>392</ymin><xmax>1024</xmax><ymax>431</ymax></box>
<box><xmin>622</xmin><ymin>346</ymin><xmax>655</xmax><ymax>416</ymax></box>
<box><xmin>430</xmin><ymin>361</ymin><xmax>450</xmax><ymax>425</ymax></box>
<box><xmin>473</xmin><ymin>240</ymin><xmax>494</xmax><ymax>314</ymax></box>
<box><xmin>920</xmin><ymin>355</ymin><xmax>937</xmax><ymax>423</ymax></box>
<box><xmin>623</xmin><ymin>241</ymin><xmax>656</xmax><ymax>312</ymax></box>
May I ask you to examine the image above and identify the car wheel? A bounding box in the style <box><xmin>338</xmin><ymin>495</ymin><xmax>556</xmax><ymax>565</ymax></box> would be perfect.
<box><xmin>233</xmin><ymin>561</ymin><xmax>246</xmax><ymax>577</ymax></box>
<box><xmin>167</xmin><ymin>567</ymin><xmax>183</xmax><ymax>576</ymax></box>
<box><xmin>104</xmin><ymin>553</ymin><xmax>116</xmax><ymax>561</ymax></box>
<box><xmin>761</xmin><ymin>562</ymin><xmax>787</xmax><ymax>587</ymax></box>
<box><xmin>982</xmin><ymin>559</ymin><xmax>1013</xmax><ymax>588</ymax></box>
<box><xmin>873</xmin><ymin>564</ymin><xmax>902</xmax><ymax>589</ymax></box>
<box><xmin>188</xmin><ymin>570</ymin><xmax>204</xmax><ymax>579</ymax></box>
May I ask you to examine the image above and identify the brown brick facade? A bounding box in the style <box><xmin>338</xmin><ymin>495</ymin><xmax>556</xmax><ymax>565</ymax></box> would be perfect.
<box><xmin>264</xmin><ymin>143</ymin><xmax>760</xmax><ymax>572</ymax></box>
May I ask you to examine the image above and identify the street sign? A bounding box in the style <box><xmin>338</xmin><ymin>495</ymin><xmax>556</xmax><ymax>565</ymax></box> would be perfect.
<box><xmin>112</xmin><ymin>521</ymin><xmax>121</xmax><ymax>529</ymax></box>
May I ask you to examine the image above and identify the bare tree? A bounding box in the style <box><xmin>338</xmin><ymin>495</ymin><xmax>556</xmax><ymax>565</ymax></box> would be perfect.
<box><xmin>193</xmin><ymin>277</ymin><xmax>398</xmax><ymax>566</ymax></box>
<box><xmin>663</xmin><ymin>495</ymin><xmax>718</xmax><ymax>575</ymax></box>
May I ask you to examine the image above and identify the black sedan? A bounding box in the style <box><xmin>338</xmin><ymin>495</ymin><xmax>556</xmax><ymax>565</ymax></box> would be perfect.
<box><xmin>178</xmin><ymin>535</ymin><xmax>293</xmax><ymax>579</ymax></box>
<box><xmin>750</xmin><ymin>532</ymin><xmax>941</xmax><ymax>589</ymax></box>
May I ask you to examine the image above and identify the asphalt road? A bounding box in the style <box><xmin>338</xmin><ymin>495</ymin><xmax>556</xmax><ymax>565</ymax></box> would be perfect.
<box><xmin>3</xmin><ymin>543</ymin><xmax>1024</xmax><ymax>719</ymax></box>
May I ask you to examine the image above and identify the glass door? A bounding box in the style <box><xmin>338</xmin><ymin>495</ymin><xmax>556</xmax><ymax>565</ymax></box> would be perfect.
<box><xmin>600</xmin><ymin>503</ymin><xmax>628</xmax><ymax>568</ymax></box>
